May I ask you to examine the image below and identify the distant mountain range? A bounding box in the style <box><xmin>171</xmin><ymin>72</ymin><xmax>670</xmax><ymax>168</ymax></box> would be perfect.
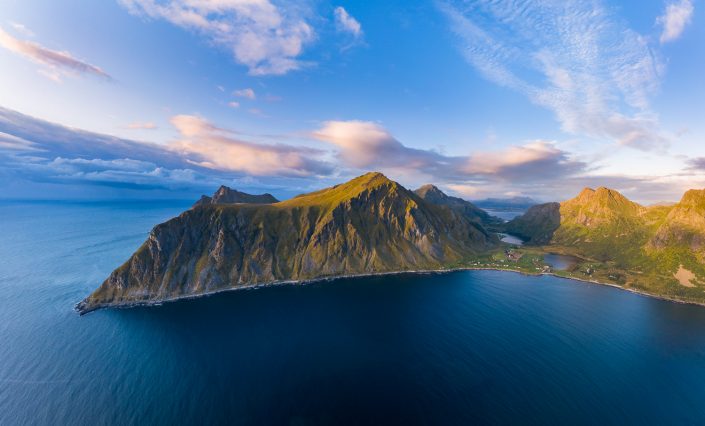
<box><xmin>472</xmin><ymin>196</ymin><xmax>537</xmax><ymax>210</ymax></box>
<box><xmin>77</xmin><ymin>174</ymin><xmax>705</xmax><ymax>313</ymax></box>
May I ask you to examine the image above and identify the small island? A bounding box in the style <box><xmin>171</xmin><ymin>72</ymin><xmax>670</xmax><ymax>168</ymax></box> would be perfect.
<box><xmin>77</xmin><ymin>172</ymin><xmax>705</xmax><ymax>314</ymax></box>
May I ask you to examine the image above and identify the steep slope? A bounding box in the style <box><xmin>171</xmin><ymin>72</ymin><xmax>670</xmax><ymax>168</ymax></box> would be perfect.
<box><xmin>551</xmin><ymin>187</ymin><xmax>650</xmax><ymax>261</ymax></box>
<box><xmin>504</xmin><ymin>202</ymin><xmax>560</xmax><ymax>245</ymax></box>
<box><xmin>649</xmin><ymin>189</ymin><xmax>705</xmax><ymax>263</ymax></box>
<box><xmin>193</xmin><ymin>185</ymin><xmax>278</xmax><ymax>207</ymax></box>
<box><xmin>414</xmin><ymin>184</ymin><xmax>502</xmax><ymax>230</ymax></box>
<box><xmin>77</xmin><ymin>172</ymin><xmax>494</xmax><ymax>313</ymax></box>
<box><xmin>504</xmin><ymin>187</ymin><xmax>665</xmax><ymax>265</ymax></box>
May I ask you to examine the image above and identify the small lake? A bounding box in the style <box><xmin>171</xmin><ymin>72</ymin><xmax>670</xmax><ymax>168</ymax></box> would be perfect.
<box><xmin>499</xmin><ymin>233</ymin><xmax>524</xmax><ymax>245</ymax></box>
<box><xmin>543</xmin><ymin>253</ymin><xmax>583</xmax><ymax>271</ymax></box>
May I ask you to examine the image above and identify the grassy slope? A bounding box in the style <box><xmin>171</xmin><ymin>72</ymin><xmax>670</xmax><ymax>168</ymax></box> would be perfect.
<box><xmin>503</xmin><ymin>187</ymin><xmax>705</xmax><ymax>304</ymax></box>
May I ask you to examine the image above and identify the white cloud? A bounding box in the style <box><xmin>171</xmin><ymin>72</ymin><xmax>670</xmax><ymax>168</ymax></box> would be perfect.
<box><xmin>313</xmin><ymin>120</ymin><xmax>584</xmax><ymax>182</ymax></box>
<box><xmin>0</xmin><ymin>25</ymin><xmax>111</xmax><ymax>81</ymax></box>
<box><xmin>119</xmin><ymin>0</ymin><xmax>315</xmax><ymax>75</ymax></box>
<box><xmin>440</xmin><ymin>0</ymin><xmax>667</xmax><ymax>151</ymax></box>
<box><xmin>313</xmin><ymin>120</ymin><xmax>452</xmax><ymax>173</ymax></box>
<box><xmin>446</xmin><ymin>184</ymin><xmax>482</xmax><ymax>198</ymax></box>
<box><xmin>463</xmin><ymin>141</ymin><xmax>584</xmax><ymax>180</ymax></box>
<box><xmin>233</xmin><ymin>88</ymin><xmax>256</xmax><ymax>99</ymax></box>
<box><xmin>170</xmin><ymin>114</ymin><xmax>331</xmax><ymax>176</ymax></box>
<box><xmin>334</xmin><ymin>6</ymin><xmax>362</xmax><ymax>38</ymax></box>
<box><xmin>658</xmin><ymin>0</ymin><xmax>694</xmax><ymax>43</ymax></box>
<box><xmin>228</xmin><ymin>101</ymin><xmax>240</xmax><ymax>108</ymax></box>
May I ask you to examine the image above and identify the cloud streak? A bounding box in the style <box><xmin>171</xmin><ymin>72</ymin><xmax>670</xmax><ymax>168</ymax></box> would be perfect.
<box><xmin>0</xmin><ymin>25</ymin><xmax>110</xmax><ymax>81</ymax></box>
<box><xmin>233</xmin><ymin>88</ymin><xmax>256</xmax><ymax>99</ymax></box>
<box><xmin>334</xmin><ymin>6</ymin><xmax>362</xmax><ymax>38</ymax></box>
<box><xmin>440</xmin><ymin>0</ymin><xmax>666</xmax><ymax>151</ymax></box>
<box><xmin>658</xmin><ymin>0</ymin><xmax>694</xmax><ymax>43</ymax></box>
<box><xmin>119</xmin><ymin>0</ymin><xmax>315</xmax><ymax>75</ymax></box>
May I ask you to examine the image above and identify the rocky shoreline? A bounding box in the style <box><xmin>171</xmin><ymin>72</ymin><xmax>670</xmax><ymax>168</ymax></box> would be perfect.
<box><xmin>76</xmin><ymin>266</ymin><xmax>705</xmax><ymax>315</ymax></box>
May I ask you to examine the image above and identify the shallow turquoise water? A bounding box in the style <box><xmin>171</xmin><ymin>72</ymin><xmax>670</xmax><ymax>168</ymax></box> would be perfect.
<box><xmin>3</xmin><ymin>200</ymin><xmax>705</xmax><ymax>425</ymax></box>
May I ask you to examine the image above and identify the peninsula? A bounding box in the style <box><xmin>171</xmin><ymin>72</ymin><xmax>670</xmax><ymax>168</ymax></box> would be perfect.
<box><xmin>77</xmin><ymin>172</ymin><xmax>705</xmax><ymax>313</ymax></box>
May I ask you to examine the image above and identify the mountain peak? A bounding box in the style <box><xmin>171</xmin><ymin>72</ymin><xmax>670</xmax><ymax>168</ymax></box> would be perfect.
<box><xmin>351</xmin><ymin>171</ymin><xmax>395</xmax><ymax>189</ymax></box>
<box><xmin>414</xmin><ymin>184</ymin><xmax>446</xmax><ymax>200</ymax></box>
<box><xmin>279</xmin><ymin>172</ymin><xmax>401</xmax><ymax>209</ymax></box>
<box><xmin>193</xmin><ymin>186</ymin><xmax>278</xmax><ymax>208</ymax></box>
<box><xmin>569</xmin><ymin>186</ymin><xmax>639</xmax><ymax>210</ymax></box>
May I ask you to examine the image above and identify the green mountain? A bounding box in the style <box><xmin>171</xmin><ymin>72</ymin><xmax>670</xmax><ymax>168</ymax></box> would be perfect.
<box><xmin>648</xmin><ymin>189</ymin><xmax>705</xmax><ymax>267</ymax></box>
<box><xmin>193</xmin><ymin>185</ymin><xmax>278</xmax><ymax>208</ymax></box>
<box><xmin>77</xmin><ymin>173</ymin><xmax>495</xmax><ymax>313</ymax></box>
<box><xmin>503</xmin><ymin>202</ymin><xmax>560</xmax><ymax>245</ymax></box>
<box><xmin>505</xmin><ymin>186</ymin><xmax>705</xmax><ymax>302</ymax></box>
<box><xmin>413</xmin><ymin>184</ymin><xmax>502</xmax><ymax>229</ymax></box>
<box><xmin>506</xmin><ymin>188</ymin><xmax>651</xmax><ymax>259</ymax></box>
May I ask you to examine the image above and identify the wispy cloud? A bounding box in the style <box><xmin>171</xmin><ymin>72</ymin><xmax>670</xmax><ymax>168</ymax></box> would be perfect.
<box><xmin>334</xmin><ymin>6</ymin><xmax>362</xmax><ymax>38</ymax></box>
<box><xmin>658</xmin><ymin>0</ymin><xmax>694</xmax><ymax>43</ymax></box>
<box><xmin>439</xmin><ymin>0</ymin><xmax>667</xmax><ymax>151</ymax></box>
<box><xmin>8</xmin><ymin>22</ymin><xmax>34</xmax><ymax>37</ymax></box>
<box><xmin>170</xmin><ymin>114</ymin><xmax>331</xmax><ymax>176</ymax></box>
<box><xmin>0</xmin><ymin>25</ymin><xmax>110</xmax><ymax>81</ymax></box>
<box><xmin>119</xmin><ymin>0</ymin><xmax>315</xmax><ymax>75</ymax></box>
<box><xmin>233</xmin><ymin>88</ymin><xmax>256</xmax><ymax>99</ymax></box>
<box><xmin>0</xmin><ymin>131</ymin><xmax>42</xmax><ymax>152</ymax></box>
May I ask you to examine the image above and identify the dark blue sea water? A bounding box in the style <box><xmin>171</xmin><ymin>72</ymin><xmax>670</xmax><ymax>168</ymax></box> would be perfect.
<box><xmin>3</xmin><ymin>200</ymin><xmax>705</xmax><ymax>425</ymax></box>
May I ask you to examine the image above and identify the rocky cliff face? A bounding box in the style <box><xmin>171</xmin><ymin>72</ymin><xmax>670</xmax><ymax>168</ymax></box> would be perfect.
<box><xmin>77</xmin><ymin>173</ymin><xmax>494</xmax><ymax>313</ymax></box>
<box><xmin>192</xmin><ymin>186</ymin><xmax>278</xmax><ymax>208</ymax></box>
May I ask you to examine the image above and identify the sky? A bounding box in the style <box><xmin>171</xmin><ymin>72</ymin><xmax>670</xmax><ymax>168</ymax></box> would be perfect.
<box><xmin>0</xmin><ymin>0</ymin><xmax>702</xmax><ymax>203</ymax></box>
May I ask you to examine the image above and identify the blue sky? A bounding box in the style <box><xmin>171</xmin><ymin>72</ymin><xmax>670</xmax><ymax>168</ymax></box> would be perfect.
<box><xmin>0</xmin><ymin>0</ymin><xmax>702</xmax><ymax>202</ymax></box>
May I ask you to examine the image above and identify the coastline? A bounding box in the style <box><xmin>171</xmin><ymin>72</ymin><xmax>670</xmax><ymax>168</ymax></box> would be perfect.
<box><xmin>76</xmin><ymin>265</ymin><xmax>705</xmax><ymax>315</ymax></box>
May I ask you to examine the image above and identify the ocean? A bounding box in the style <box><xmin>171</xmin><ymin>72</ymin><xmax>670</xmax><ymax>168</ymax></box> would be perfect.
<box><xmin>2</xmin><ymin>200</ymin><xmax>705</xmax><ymax>424</ymax></box>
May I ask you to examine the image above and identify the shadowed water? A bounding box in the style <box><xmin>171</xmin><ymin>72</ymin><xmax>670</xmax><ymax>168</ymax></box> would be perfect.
<box><xmin>2</xmin><ymin>200</ymin><xmax>705</xmax><ymax>425</ymax></box>
<box><xmin>544</xmin><ymin>253</ymin><xmax>583</xmax><ymax>271</ymax></box>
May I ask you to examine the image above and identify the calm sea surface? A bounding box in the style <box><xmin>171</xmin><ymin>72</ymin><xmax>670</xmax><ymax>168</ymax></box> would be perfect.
<box><xmin>3</xmin><ymin>200</ymin><xmax>705</xmax><ymax>425</ymax></box>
